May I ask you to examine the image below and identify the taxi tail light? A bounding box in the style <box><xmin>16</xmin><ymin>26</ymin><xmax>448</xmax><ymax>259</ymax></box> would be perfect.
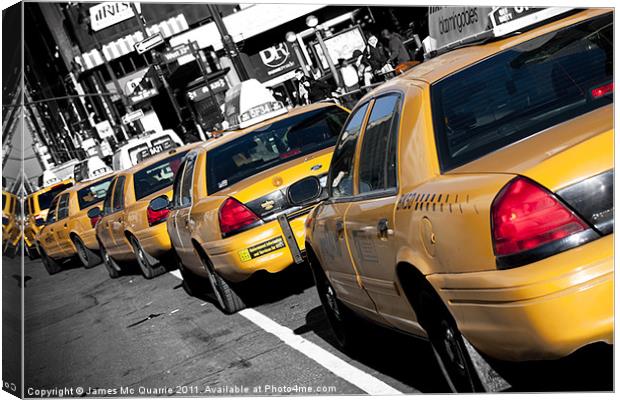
<box><xmin>492</xmin><ymin>177</ymin><xmax>589</xmax><ymax>257</ymax></box>
<box><xmin>90</xmin><ymin>215</ymin><xmax>102</xmax><ymax>229</ymax></box>
<box><xmin>147</xmin><ymin>207</ymin><xmax>170</xmax><ymax>226</ymax></box>
<box><xmin>219</xmin><ymin>197</ymin><xmax>259</xmax><ymax>236</ymax></box>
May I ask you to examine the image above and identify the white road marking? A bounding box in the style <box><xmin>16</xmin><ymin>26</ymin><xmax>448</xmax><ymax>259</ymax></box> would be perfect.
<box><xmin>167</xmin><ymin>271</ymin><xmax>402</xmax><ymax>395</ymax></box>
<box><xmin>170</xmin><ymin>308</ymin><xmax>180</xmax><ymax>314</ymax></box>
<box><xmin>169</xmin><ymin>270</ymin><xmax>182</xmax><ymax>280</ymax></box>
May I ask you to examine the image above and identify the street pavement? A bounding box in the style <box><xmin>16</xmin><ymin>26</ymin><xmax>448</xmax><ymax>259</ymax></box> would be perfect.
<box><xmin>1</xmin><ymin>253</ymin><xmax>612</xmax><ymax>396</ymax></box>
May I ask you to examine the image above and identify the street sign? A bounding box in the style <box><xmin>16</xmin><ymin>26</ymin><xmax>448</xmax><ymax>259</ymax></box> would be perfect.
<box><xmin>130</xmin><ymin>88</ymin><xmax>159</xmax><ymax>104</ymax></box>
<box><xmin>94</xmin><ymin>120</ymin><xmax>114</xmax><ymax>139</ymax></box>
<box><xmin>187</xmin><ymin>78</ymin><xmax>228</xmax><ymax>102</ymax></box>
<box><xmin>162</xmin><ymin>44</ymin><xmax>192</xmax><ymax>63</ymax></box>
<box><xmin>121</xmin><ymin>109</ymin><xmax>144</xmax><ymax>125</ymax></box>
<box><xmin>134</xmin><ymin>33</ymin><xmax>165</xmax><ymax>54</ymax></box>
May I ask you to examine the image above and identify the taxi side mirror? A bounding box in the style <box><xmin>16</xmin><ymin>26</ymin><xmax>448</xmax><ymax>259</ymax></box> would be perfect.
<box><xmin>288</xmin><ymin>176</ymin><xmax>322</xmax><ymax>206</ymax></box>
<box><xmin>149</xmin><ymin>195</ymin><xmax>170</xmax><ymax>212</ymax></box>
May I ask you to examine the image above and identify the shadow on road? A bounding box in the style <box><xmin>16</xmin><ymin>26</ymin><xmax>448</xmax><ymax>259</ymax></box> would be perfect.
<box><xmin>294</xmin><ymin>305</ymin><xmax>449</xmax><ymax>393</ymax></box>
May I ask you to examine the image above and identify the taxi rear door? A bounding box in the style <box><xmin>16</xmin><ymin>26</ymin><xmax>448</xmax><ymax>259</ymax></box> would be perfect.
<box><xmin>39</xmin><ymin>196</ymin><xmax>61</xmax><ymax>257</ymax></box>
<box><xmin>343</xmin><ymin>94</ymin><xmax>414</xmax><ymax>325</ymax></box>
<box><xmin>53</xmin><ymin>193</ymin><xmax>73</xmax><ymax>257</ymax></box>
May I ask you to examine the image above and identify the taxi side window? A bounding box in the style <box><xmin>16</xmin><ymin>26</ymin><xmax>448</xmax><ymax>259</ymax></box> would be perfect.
<box><xmin>112</xmin><ymin>176</ymin><xmax>126</xmax><ymax>212</ymax></box>
<box><xmin>358</xmin><ymin>94</ymin><xmax>401</xmax><ymax>194</ymax></box>
<box><xmin>171</xmin><ymin>160</ymin><xmax>186</xmax><ymax>208</ymax></box>
<box><xmin>180</xmin><ymin>152</ymin><xmax>197</xmax><ymax>207</ymax></box>
<box><xmin>329</xmin><ymin>103</ymin><xmax>369</xmax><ymax>198</ymax></box>
<box><xmin>56</xmin><ymin>193</ymin><xmax>70</xmax><ymax>220</ymax></box>
<box><xmin>103</xmin><ymin>178</ymin><xmax>116</xmax><ymax>215</ymax></box>
<box><xmin>46</xmin><ymin>196</ymin><xmax>60</xmax><ymax>224</ymax></box>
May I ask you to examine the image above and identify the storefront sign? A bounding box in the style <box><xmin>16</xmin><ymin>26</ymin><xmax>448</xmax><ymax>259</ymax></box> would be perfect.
<box><xmin>89</xmin><ymin>2</ymin><xmax>140</xmax><ymax>32</ymax></box>
<box><xmin>250</xmin><ymin>42</ymin><xmax>299</xmax><ymax>83</ymax></box>
<box><xmin>315</xmin><ymin>26</ymin><xmax>366</xmax><ymax>70</ymax></box>
<box><xmin>187</xmin><ymin>78</ymin><xmax>228</xmax><ymax>102</ymax></box>
<box><xmin>94</xmin><ymin>120</ymin><xmax>114</xmax><ymax>140</ymax></box>
<box><xmin>135</xmin><ymin>33</ymin><xmax>165</xmax><ymax>54</ymax></box>
<box><xmin>130</xmin><ymin>88</ymin><xmax>159</xmax><ymax>104</ymax></box>
<box><xmin>122</xmin><ymin>109</ymin><xmax>145</xmax><ymax>125</ymax></box>
<box><xmin>162</xmin><ymin>44</ymin><xmax>192</xmax><ymax>63</ymax></box>
<box><xmin>428</xmin><ymin>6</ymin><xmax>493</xmax><ymax>50</ymax></box>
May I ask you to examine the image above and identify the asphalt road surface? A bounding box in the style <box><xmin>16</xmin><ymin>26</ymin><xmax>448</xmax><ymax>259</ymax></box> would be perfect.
<box><xmin>2</xmin><ymin>253</ymin><xmax>612</xmax><ymax>396</ymax></box>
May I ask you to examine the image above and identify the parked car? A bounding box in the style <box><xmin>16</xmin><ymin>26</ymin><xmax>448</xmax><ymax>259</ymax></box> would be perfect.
<box><xmin>224</xmin><ymin>79</ymin><xmax>288</xmax><ymax>129</ymax></box>
<box><xmin>165</xmin><ymin>102</ymin><xmax>349</xmax><ymax>313</ymax></box>
<box><xmin>35</xmin><ymin>173</ymin><xmax>115</xmax><ymax>273</ymax></box>
<box><xmin>296</xmin><ymin>9</ymin><xmax>612</xmax><ymax>392</ymax></box>
<box><xmin>94</xmin><ymin>143</ymin><xmax>202</xmax><ymax>279</ymax></box>
<box><xmin>24</xmin><ymin>179</ymin><xmax>74</xmax><ymax>259</ymax></box>
<box><xmin>111</xmin><ymin>129</ymin><xmax>184</xmax><ymax>171</ymax></box>
<box><xmin>2</xmin><ymin>190</ymin><xmax>20</xmax><ymax>256</ymax></box>
<box><xmin>74</xmin><ymin>156</ymin><xmax>113</xmax><ymax>183</ymax></box>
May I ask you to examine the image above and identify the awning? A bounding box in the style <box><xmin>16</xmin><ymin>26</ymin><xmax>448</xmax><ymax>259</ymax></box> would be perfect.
<box><xmin>169</xmin><ymin>4</ymin><xmax>326</xmax><ymax>51</ymax></box>
<box><xmin>75</xmin><ymin>14</ymin><xmax>189</xmax><ymax>71</ymax></box>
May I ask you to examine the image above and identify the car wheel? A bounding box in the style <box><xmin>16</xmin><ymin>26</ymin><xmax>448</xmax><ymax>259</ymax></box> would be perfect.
<box><xmin>100</xmin><ymin>245</ymin><xmax>121</xmax><ymax>279</ymax></box>
<box><xmin>417</xmin><ymin>289</ymin><xmax>483</xmax><ymax>393</ymax></box>
<box><xmin>73</xmin><ymin>236</ymin><xmax>101</xmax><ymax>268</ymax></box>
<box><xmin>130</xmin><ymin>236</ymin><xmax>166</xmax><ymax>279</ymax></box>
<box><xmin>198</xmin><ymin>251</ymin><xmax>245</xmax><ymax>314</ymax></box>
<box><xmin>311</xmin><ymin>260</ymin><xmax>360</xmax><ymax>350</ymax></box>
<box><xmin>27</xmin><ymin>245</ymin><xmax>40</xmax><ymax>260</ymax></box>
<box><xmin>40</xmin><ymin>247</ymin><xmax>62</xmax><ymax>275</ymax></box>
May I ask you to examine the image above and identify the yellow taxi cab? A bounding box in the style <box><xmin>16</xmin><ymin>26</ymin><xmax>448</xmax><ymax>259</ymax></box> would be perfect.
<box><xmin>165</xmin><ymin>102</ymin><xmax>349</xmax><ymax>313</ymax></box>
<box><xmin>2</xmin><ymin>190</ymin><xmax>21</xmax><ymax>256</ymax></box>
<box><xmin>35</xmin><ymin>173</ymin><xmax>115</xmax><ymax>273</ymax></box>
<box><xmin>294</xmin><ymin>9</ymin><xmax>613</xmax><ymax>392</ymax></box>
<box><xmin>24</xmin><ymin>179</ymin><xmax>74</xmax><ymax>259</ymax></box>
<box><xmin>94</xmin><ymin>143</ymin><xmax>202</xmax><ymax>279</ymax></box>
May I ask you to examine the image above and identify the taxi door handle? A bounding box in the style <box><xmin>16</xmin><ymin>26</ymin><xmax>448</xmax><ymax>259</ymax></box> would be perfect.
<box><xmin>377</xmin><ymin>218</ymin><xmax>393</xmax><ymax>240</ymax></box>
<box><xmin>335</xmin><ymin>220</ymin><xmax>344</xmax><ymax>240</ymax></box>
<box><xmin>185</xmin><ymin>218</ymin><xmax>196</xmax><ymax>230</ymax></box>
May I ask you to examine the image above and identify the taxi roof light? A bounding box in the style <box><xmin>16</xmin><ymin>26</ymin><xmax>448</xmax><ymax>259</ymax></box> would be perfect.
<box><xmin>219</xmin><ymin>197</ymin><xmax>259</xmax><ymax>236</ymax></box>
<box><xmin>491</xmin><ymin>177</ymin><xmax>588</xmax><ymax>257</ymax></box>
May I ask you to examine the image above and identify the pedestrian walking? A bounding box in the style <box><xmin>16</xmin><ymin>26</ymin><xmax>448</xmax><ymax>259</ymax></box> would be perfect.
<box><xmin>381</xmin><ymin>29</ymin><xmax>411</xmax><ymax>65</ymax></box>
<box><xmin>364</xmin><ymin>35</ymin><xmax>392</xmax><ymax>78</ymax></box>
<box><xmin>294</xmin><ymin>69</ymin><xmax>333</xmax><ymax>105</ymax></box>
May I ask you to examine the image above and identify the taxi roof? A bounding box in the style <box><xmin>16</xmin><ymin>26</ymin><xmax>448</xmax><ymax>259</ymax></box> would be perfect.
<box><xmin>196</xmin><ymin>102</ymin><xmax>344</xmax><ymax>154</ymax></box>
<box><xmin>120</xmin><ymin>141</ymin><xmax>204</xmax><ymax>175</ymax></box>
<box><xmin>385</xmin><ymin>9</ymin><xmax>610</xmax><ymax>88</ymax></box>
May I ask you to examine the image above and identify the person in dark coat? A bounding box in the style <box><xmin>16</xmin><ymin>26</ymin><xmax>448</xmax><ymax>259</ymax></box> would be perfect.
<box><xmin>381</xmin><ymin>29</ymin><xmax>410</xmax><ymax>65</ymax></box>
<box><xmin>364</xmin><ymin>35</ymin><xmax>389</xmax><ymax>73</ymax></box>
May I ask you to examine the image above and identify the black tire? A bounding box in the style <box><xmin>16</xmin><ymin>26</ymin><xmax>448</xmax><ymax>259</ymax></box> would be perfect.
<box><xmin>198</xmin><ymin>251</ymin><xmax>245</xmax><ymax>314</ymax></box>
<box><xmin>100</xmin><ymin>245</ymin><xmax>121</xmax><ymax>279</ymax></box>
<box><xmin>73</xmin><ymin>236</ymin><xmax>101</xmax><ymax>268</ymax></box>
<box><xmin>310</xmin><ymin>257</ymin><xmax>361</xmax><ymax>350</ymax></box>
<box><xmin>130</xmin><ymin>236</ymin><xmax>166</xmax><ymax>279</ymax></box>
<box><xmin>40</xmin><ymin>247</ymin><xmax>62</xmax><ymax>275</ymax></box>
<box><xmin>417</xmin><ymin>288</ymin><xmax>483</xmax><ymax>393</ymax></box>
<box><xmin>177</xmin><ymin>258</ymin><xmax>205</xmax><ymax>297</ymax></box>
<box><xmin>27</xmin><ymin>245</ymin><xmax>40</xmax><ymax>260</ymax></box>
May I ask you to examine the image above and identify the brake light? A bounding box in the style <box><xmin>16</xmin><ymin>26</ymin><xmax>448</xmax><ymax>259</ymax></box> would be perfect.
<box><xmin>90</xmin><ymin>215</ymin><xmax>102</xmax><ymax>229</ymax></box>
<box><xmin>219</xmin><ymin>198</ymin><xmax>259</xmax><ymax>236</ymax></box>
<box><xmin>591</xmin><ymin>82</ymin><xmax>613</xmax><ymax>99</ymax></box>
<box><xmin>492</xmin><ymin>177</ymin><xmax>588</xmax><ymax>257</ymax></box>
<box><xmin>147</xmin><ymin>206</ymin><xmax>170</xmax><ymax>226</ymax></box>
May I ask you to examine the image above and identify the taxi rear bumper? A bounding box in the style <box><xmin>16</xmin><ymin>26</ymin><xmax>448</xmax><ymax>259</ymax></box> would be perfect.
<box><xmin>427</xmin><ymin>235</ymin><xmax>613</xmax><ymax>362</ymax></box>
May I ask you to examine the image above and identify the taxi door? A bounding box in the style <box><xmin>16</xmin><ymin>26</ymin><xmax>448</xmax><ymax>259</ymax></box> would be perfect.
<box><xmin>313</xmin><ymin>102</ymin><xmax>376</xmax><ymax>314</ymax></box>
<box><xmin>343</xmin><ymin>94</ymin><xmax>412</xmax><ymax>323</ymax></box>
<box><xmin>53</xmin><ymin>193</ymin><xmax>74</xmax><ymax>257</ymax></box>
<box><xmin>169</xmin><ymin>152</ymin><xmax>199</xmax><ymax>269</ymax></box>
<box><xmin>97</xmin><ymin>177</ymin><xmax>117</xmax><ymax>252</ymax></box>
<box><xmin>39</xmin><ymin>196</ymin><xmax>61</xmax><ymax>257</ymax></box>
<box><xmin>107</xmin><ymin>175</ymin><xmax>127</xmax><ymax>257</ymax></box>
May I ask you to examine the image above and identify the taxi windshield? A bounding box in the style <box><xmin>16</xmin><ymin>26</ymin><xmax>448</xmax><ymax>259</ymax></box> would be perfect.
<box><xmin>431</xmin><ymin>13</ymin><xmax>613</xmax><ymax>172</ymax></box>
<box><xmin>77</xmin><ymin>176</ymin><xmax>114</xmax><ymax>209</ymax></box>
<box><xmin>133</xmin><ymin>152</ymin><xmax>187</xmax><ymax>200</ymax></box>
<box><xmin>206</xmin><ymin>106</ymin><xmax>348</xmax><ymax>194</ymax></box>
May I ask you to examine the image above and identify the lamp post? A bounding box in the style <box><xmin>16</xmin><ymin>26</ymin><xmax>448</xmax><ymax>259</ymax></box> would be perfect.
<box><xmin>285</xmin><ymin>31</ymin><xmax>309</xmax><ymax>76</ymax></box>
<box><xmin>206</xmin><ymin>3</ymin><xmax>249</xmax><ymax>81</ymax></box>
<box><xmin>305</xmin><ymin>15</ymin><xmax>341</xmax><ymax>87</ymax></box>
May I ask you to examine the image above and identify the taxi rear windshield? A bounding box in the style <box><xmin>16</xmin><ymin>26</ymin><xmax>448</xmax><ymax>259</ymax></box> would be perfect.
<box><xmin>206</xmin><ymin>106</ymin><xmax>349</xmax><ymax>194</ymax></box>
<box><xmin>431</xmin><ymin>13</ymin><xmax>613</xmax><ymax>172</ymax></box>
<box><xmin>37</xmin><ymin>183</ymin><xmax>73</xmax><ymax>211</ymax></box>
<box><xmin>133</xmin><ymin>152</ymin><xmax>187</xmax><ymax>200</ymax></box>
<box><xmin>77</xmin><ymin>176</ymin><xmax>114</xmax><ymax>210</ymax></box>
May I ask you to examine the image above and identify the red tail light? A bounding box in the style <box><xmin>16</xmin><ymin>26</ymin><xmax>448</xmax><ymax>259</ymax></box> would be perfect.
<box><xmin>147</xmin><ymin>207</ymin><xmax>170</xmax><ymax>226</ymax></box>
<box><xmin>219</xmin><ymin>197</ymin><xmax>259</xmax><ymax>236</ymax></box>
<box><xmin>90</xmin><ymin>215</ymin><xmax>102</xmax><ymax>229</ymax></box>
<box><xmin>591</xmin><ymin>82</ymin><xmax>613</xmax><ymax>99</ymax></box>
<box><xmin>492</xmin><ymin>177</ymin><xmax>589</xmax><ymax>257</ymax></box>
